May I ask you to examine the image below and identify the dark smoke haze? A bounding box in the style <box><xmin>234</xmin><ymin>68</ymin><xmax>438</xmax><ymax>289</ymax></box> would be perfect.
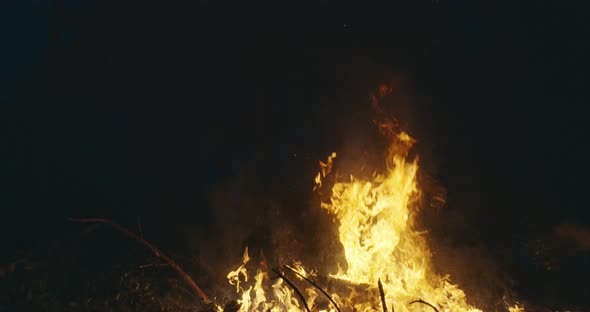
<box><xmin>3</xmin><ymin>0</ymin><xmax>589</xmax><ymax>309</ymax></box>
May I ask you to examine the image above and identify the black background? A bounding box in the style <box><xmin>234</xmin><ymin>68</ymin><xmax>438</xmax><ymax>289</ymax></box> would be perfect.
<box><xmin>3</xmin><ymin>0</ymin><xmax>589</xmax><ymax>309</ymax></box>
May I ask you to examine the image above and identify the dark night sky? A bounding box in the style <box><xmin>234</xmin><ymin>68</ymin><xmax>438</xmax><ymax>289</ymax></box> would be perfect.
<box><xmin>3</xmin><ymin>0</ymin><xmax>590</xmax><ymax>308</ymax></box>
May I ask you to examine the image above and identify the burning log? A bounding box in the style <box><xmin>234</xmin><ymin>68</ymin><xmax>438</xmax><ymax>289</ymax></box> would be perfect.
<box><xmin>68</xmin><ymin>218</ymin><xmax>213</xmax><ymax>305</ymax></box>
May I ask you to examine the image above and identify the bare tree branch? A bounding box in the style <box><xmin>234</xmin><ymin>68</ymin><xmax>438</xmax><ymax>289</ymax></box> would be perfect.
<box><xmin>378</xmin><ymin>279</ymin><xmax>388</xmax><ymax>312</ymax></box>
<box><xmin>271</xmin><ymin>267</ymin><xmax>311</xmax><ymax>312</ymax></box>
<box><xmin>283</xmin><ymin>264</ymin><xmax>342</xmax><ymax>312</ymax></box>
<box><xmin>409</xmin><ymin>299</ymin><xmax>440</xmax><ymax>312</ymax></box>
<box><xmin>69</xmin><ymin>218</ymin><xmax>212</xmax><ymax>304</ymax></box>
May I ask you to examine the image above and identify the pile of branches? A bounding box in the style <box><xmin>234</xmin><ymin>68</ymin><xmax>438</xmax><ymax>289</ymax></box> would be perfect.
<box><xmin>57</xmin><ymin>218</ymin><xmax>442</xmax><ymax>312</ymax></box>
<box><xmin>0</xmin><ymin>219</ymin><xmax>212</xmax><ymax>312</ymax></box>
<box><xmin>9</xmin><ymin>218</ymin><xmax>574</xmax><ymax>311</ymax></box>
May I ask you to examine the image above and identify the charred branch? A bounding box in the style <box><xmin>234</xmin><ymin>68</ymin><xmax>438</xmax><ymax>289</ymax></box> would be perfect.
<box><xmin>68</xmin><ymin>218</ymin><xmax>212</xmax><ymax>305</ymax></box>
<box><xmin>283</xmin><ymin>264</ymin><xmax>342</xmax><ymax>312</ymax></box>
<box><xmin>378</xmin><ymin>279</ymin><xmax>388</xmax><ymax>312</ymax></box>
<box><xmin>409</xmin><ymin>299</ymin><xmax>440</xmax><ymax>312</ymax></box>
<box><xmin>271</xmin><ymin>267</ymin><xmax>312</xmax><ymax>312</ymax></box>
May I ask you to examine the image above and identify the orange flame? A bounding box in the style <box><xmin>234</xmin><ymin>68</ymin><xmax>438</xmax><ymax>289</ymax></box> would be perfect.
<box><xmin>223</xmin><ymin>85</ymin><xmax>523</xmax><ymax>312</ymax></box>
<box><xmin>320</xmin><ymin>130</ymin><xmax>480</xmax><ymax>312</ymax></box>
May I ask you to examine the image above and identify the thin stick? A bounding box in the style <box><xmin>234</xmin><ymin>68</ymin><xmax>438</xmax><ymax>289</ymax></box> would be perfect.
<box><xmin>378</xmin><ymin>279</ymin><xmax>388</xmax><ymax>312</ymax></box>
<box><xmin>68</xmin><ymin>218</ymin><xmax>212</xmax><ymax>304</ymax></box>
<box><xmin>271</xmin><ymin>268</ymin><xmax>311</xmax><ymax>312</ymax></box>
<box><xmin>409</xmin><ymin>299</ymin><xmax>440</xmax><ymax>312</ymax></box>
<box><xmin>283</xmin><ymin>265</ymin><xmax>342</xmax><ymax>312</ymax></box>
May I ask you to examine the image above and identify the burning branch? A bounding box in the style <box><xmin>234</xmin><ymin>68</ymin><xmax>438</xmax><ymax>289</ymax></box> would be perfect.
<box><xmin>409</xmin><ymin>299</ymin><xmax>440</xmax><ymax>312</ymax></box>
<box><xmin>271</xmin><ymin>268</ymin><xmax>311</xmax><ymax>312</ymax></box>
<box><xmin>68</xmin><ymin>218</ymin><xmax>212</xmax><ymax>305</ymax></box>
<box><xmin>378</xmin><ymin>279</ymin><xmax>388</xmax><ymax>312</ymax></box>
<box><xmin>282</xmin><ymin>265</ymin><xmax>342</xmax><ymax>312</ymax></box>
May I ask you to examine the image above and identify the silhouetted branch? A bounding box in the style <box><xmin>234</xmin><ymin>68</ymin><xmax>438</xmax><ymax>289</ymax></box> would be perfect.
<box><xmin>68</xmin><ymin>218</ymin><xmax>212</xmax><ymax>304</ymax></box>
<box><xmin>283</xmin><ymin>264</ymin><xmax>342</xmax><ymax>312</ymax></box>
<box><xmin>271</xmin><ymin>267</ymin><xmax>311</xmax><ymax>312</ymax></box>
<box><xmin>378</xmin><ymin>279</ymin><xmax>388</xmax><ymax>312</ymax></box>
<box><xmin>409</xmin><ymin>299</ymin><xmax>440</xmax><ymax>312</ymax></box>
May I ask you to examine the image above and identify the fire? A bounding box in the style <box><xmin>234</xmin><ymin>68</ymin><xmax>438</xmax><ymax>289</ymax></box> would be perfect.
<box><xmin>319</xmin><ymin>131</ymin><xmax>480</xmax><ymax>312</ymax></box>
<box><xmin>313</xmin><ymin>152</ymin><xmax>337</xmax><ymax>191</ymax></box>
<box><xmin>222</xmin><ymin>87</ymin><xmax>523</xmax><ymax>312</ymax></box>
<box><xmin>226</xmin><ymin>247</ymin><xmax>306</xmax><ymax>312</ymax></box>
<box><xmin>507</xmin><ymin>305</ymin><xmax>525</xmax><ymax>312</ymax></box>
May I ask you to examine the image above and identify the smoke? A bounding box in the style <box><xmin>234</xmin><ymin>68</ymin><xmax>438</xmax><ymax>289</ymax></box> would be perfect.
<box><xmin>430</xmin><ymin>238</ymin><xmax>517</xmax><ymax>310</ymax></box>
<box><xmin>185</xmin><ymin>76</ymin><xmax>523</xmax><ymax>310</ymax></box>
<box><xmin>365</xmin><ymin>79</ymin><xmax>521</xmax><ymax>310</ymax></box>
<box><xmin>554</xmin><ymin>223</ymin><xmax>590</xmax><ymax>251</ymax></box>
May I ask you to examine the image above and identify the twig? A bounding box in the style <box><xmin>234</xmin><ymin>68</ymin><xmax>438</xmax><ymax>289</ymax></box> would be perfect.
<box><xmin>283</xmin><ymin>265</ymin><xmax>342</xmax><ymax>312</ymax></box>
<box><xmin>168</xmin><ymin>278</ymin><xmax>203</xmax><ymax>303</ymax></box>
<box><xmin>378</xmin><ymin>279</ymin><xmax>388</xmax><ymax>312</ymax></box>
<box><xmin>409</xmin><ymin>299</ymin><xmax>440</xmax><ymax>312</ymax></box>
<box><xmin>68</xmin><ymin>217</ymin><xmax>212</xmax><ymax>304</ymax></box>
<box><xmin>271</xmin><ymin>267</ymin><xmax>311</xmax><ymax>312</ymax></box>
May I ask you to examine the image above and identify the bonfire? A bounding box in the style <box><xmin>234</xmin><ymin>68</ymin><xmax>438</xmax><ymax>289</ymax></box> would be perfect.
<box><xmin>67</xmin><ymin>84</ymin><xmax>525</xmax><ymax>312</ymax></box>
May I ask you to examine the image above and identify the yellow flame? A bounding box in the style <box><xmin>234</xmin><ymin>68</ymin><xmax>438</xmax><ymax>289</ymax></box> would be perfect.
<box><xmin>224</xmin><ymin>123</ymin><xmax>522</xmax><ymax>311</ymax></box>
<box><xmin>507</xmin><ymin>304</ymin><xmax>525</xmax><ymax>312</ymax></box>
<box><xmin>320</xmin><ymin>131</ymin><xmax>480</xmax><ymax>312</ymax></box>
<box><xmin>227</xmin><ymin>247</ymin><xmax>250</xmax><ymax>293</ymax></box>
<box><xmin>226</xmin><ymin>247</ymin><xmax>309</xmax><ymax>312</ymax></box>
<box><xmin>314</xmin><ymin>152</ymin><xmax>337</xmax><ymax>191</ymax></box>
